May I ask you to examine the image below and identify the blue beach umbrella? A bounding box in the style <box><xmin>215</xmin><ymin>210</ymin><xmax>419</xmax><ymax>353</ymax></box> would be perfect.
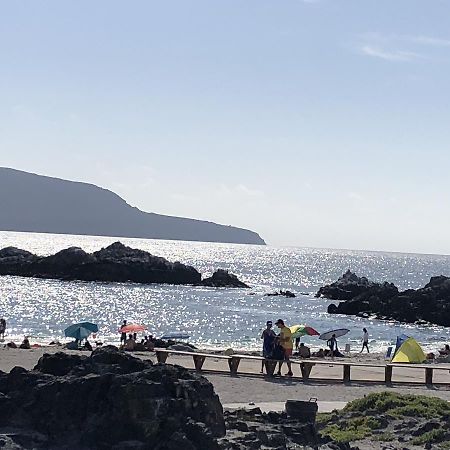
<box><xmin>64</xmin><ymin>322</ymin><xmax>98</xmax><ymax>340</ymax></box>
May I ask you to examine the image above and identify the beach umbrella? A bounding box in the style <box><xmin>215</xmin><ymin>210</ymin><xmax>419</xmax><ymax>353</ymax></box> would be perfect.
<box><xmin>319</xmin><ymin>328</ymin><xmax>350</xmax><ymax>341</ymax></box>
<box><xmin>289</xmin><ymin>324</ymin><xmax>320</xmax><ymax>339</ymax></box>
<box><xmin>64</xmin><ymin>322</ymin><xmax>98</xmax><ymax>340</ymax></box>
<box><xmin>119</xmin><ymin>324</ymin><xmax>147</xmax><ymax>334</ymax></box>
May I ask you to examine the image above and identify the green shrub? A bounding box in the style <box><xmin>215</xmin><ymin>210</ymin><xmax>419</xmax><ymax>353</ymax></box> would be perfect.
<box><xmin>320</xmin><ymin>423</ymin><xmax>371</xmax><ymax>443</ymax></box>
<box><xmin>410</xmin><ymin>429</ymin><xmax>447</xmax><ymax>445</ymax></box>
<box><xmin>316</xmin><ymin>412</ymin><xmax>333</xmax><ymax>425</ymax></box>
<box><xmin>318</xmin><ymin>392</ymin><xmax>450</xmax><ymax>444</ymax></box>
<box><xmin>373</xmin><ymin>432</ymin><xmax>395</xmax><ymax>442</ymax></box>
<box><xmin>319</xmin><ymin>416</ymin><xmax>383</xmax><ymax>443</ymax></box>
<box><xmin>344</xmin><ymin>392</ymin><xmax>450</xmax><ymax>419</ymax></box>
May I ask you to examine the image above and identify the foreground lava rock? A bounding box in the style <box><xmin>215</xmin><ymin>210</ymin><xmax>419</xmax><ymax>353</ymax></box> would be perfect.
<box><xmin>0</xmin><ymin>242</ymin><xmax>202</xmax><ymax>285</ymax></box>
<box><xmin>199</xmin><ymin>269</ymin><xmax>250</xmax><ymax>288</ymax></box>
<box><xmin>318</xmin><ymin>270</ymin><xmax>450</xmax><ymax>326</ymax></box>
<box><xmin>219</xmin><ymin>406</ymin><xmax>339</xmax><ymax>450</ymax></box>
<box><xmin>0</xmin><ymin>346</ymin><xmax>224</xmax><ymax>449</ymax></box>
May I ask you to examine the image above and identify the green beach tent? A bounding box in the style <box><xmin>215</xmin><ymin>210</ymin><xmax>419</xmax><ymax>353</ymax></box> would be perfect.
<box><xmin>391</xmin><ymin>337</ymin><xmax>426</xmax><ymax>363</ymax></box>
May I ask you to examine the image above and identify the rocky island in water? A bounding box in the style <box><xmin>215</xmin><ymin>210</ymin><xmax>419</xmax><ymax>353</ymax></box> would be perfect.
<box><xmin>317</xmin><ymin>270</ymin><xmax>450</xmax><ymax>327</ymax></box>
<box><xmin>0</xmin><ymin>242</ymin><xmax>249</xmax><ymax>288</ymax></box>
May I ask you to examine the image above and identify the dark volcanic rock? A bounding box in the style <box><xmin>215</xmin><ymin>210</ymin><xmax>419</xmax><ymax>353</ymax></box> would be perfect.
<box><xmin>34</xmin><ymin>351</ymin><xmax>90</xmax><ymax>376</ymax></box>
<box><xmin>0</xmin><ymin>242</ymin><xmax>201</xmax><ymax>285</ymax></box>
<box><xmin>315</xmin><ymin>270</ymin><xmax>398</xmax><ymax>300</ymax></box>
<box><xmin>0</xmin><ymin>346</ymin><xmax>224</xmax><ymax>449</ymax></box>
<box><xmin>265</xmin><ymin>290</ymin><xmax>296</xmax><ymax>298</ymax></box>
<box><xmin>0</xmin><ymin>247</ymin><xmax>38</xmax><ymax>265</ymax></box>
<box><xmin>219</xmin><ymin>408</ymin><xmax>319</xmax><ymax>449</ymax></box>
<box><xmin>200</xmin><ymin>269</ymin><xmax>250</xmax><ymax>288</ymax></box>
<box><xmin>319</xmin><ymin>271</ymin><xmax>450</xmax><ymax>327</ymax></box>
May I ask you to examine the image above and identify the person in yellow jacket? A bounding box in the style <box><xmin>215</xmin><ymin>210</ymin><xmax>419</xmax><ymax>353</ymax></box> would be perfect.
<box><xmin>275</xmin><ymin>319</ymin><xmax>293</xmax><ymax>377</ymax></box>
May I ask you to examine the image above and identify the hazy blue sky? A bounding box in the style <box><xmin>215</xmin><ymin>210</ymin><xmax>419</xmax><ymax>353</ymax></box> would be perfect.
<box><xmin>1</xmin><ymin>1</ymin><xmax>450</xmax><ymax>254</ymax></box>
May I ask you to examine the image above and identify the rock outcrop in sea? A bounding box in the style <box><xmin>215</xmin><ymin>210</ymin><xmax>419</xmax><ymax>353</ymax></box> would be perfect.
<box><xmin>317</xmin><ymin>270</ymin><xmax>450</xmax><ymax>326</ymax></box>
<box><xmin>0</xmin><ymin>242</ymin><xmax>249</xmax><ymax>287</ymax></box>
<box><xmin>199</xmin><ymin>269</ymin><xmax>250</xmax><ymax>288</ymax></box>
<box><xmin>265</xmin><ymin>290</ymin><xmax>296</xmax><ymax>298</ymax></box>
<box><xmin>0</xmin><ymin>346</ymin><xmax>225</xmax><ymax>449</ymax></box>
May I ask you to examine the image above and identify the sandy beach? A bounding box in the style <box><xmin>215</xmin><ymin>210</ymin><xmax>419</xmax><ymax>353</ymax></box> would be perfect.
<box><xmin>1</xmin><ymin>346</ymin><xmax>449</xmax><ymax>407</ymax></box>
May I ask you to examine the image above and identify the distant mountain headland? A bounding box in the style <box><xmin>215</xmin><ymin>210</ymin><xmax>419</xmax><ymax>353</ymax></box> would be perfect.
<box><xmin>0</xmin><ymin>167</ymin><xmax>266</xmax><ymax>245</ymax></box>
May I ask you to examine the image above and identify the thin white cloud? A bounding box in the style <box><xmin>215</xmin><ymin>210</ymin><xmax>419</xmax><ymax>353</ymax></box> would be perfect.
<box><xmin>357</xmin><ymin>31</ymin><xmax>450</xmax><ymax>62</ymax></box>
<box><xmin>170</xmin><ymin>192</ymin><xmax>197</xmax><ymax>202</ymax></box>
<box><xmin>408</xmin><ymin>35</ymin><xmax>450</xmax><ymax>47</ymax></box>
<box><xmin>360</xmin><ymin>45</ymin><xmax>419</xmax><ymax>62</ymax></box>
<box><xmin>361</xmin><ymin>32</ymin><xmax>450</xmax><ymax>47</ymax></box>
<box><xmin>357</xmin><ymin>32</ymin><xmax>450</xmax><ymax>62</ymax></box>
<box><xmin>217</xmin><ymin>184</ymin><xmax>264</xmax><ymax>198</ymax></box>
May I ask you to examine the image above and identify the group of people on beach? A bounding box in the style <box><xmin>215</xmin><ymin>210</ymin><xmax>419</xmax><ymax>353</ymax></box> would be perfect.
<box><xmin>261</xmin><ymin>320</ymin><xmax>372</xmax><ymax>375</ymax></box>
<box><xmin>119</xmin><ymin>320</ymin><xmax>156</xmax><ymax>351</ymax></box>
<box><xmin>260</xmin><ymin>319</ymin><xmax>294</xmax><ymax>376</ymax></box>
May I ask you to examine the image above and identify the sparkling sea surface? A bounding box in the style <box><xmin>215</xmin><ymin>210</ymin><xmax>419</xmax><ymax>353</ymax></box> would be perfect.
<box><xmin>0</xmin><ymin>231</ymin><xmax>449</xmax><ymax>353</ymax></box>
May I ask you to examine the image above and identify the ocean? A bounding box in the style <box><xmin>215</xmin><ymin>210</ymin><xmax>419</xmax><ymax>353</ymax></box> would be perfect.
<box><xmin>0</xmin><ymin>231</ymin><xmax>449</xmax><ymax>353</ymax></box>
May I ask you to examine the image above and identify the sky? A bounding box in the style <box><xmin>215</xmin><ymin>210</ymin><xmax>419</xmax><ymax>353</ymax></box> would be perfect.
<box><xmin>1</xmin><ymin>1</ymin><xmax>450</xmax><ymax>254</ymax></box>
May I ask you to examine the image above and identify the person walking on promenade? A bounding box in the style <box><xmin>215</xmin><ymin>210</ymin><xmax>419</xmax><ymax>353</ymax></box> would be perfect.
<box><xmin>260</xmin><ymin>321</ymin><xmax>276</xmax><ymax>373</ymax></box>
<box><xmin>360</xmin><ymin>328</ymin><xmax>370</xmax><ymax>353</ymax></box>
<box><xmin>275</xmin><ymin>319</ymin><xmax>293</xmax><ymax>377</ymax></box>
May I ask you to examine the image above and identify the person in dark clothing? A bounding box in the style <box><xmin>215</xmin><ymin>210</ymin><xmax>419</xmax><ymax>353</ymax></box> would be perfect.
<box><xmin>360</xmin><ymin>328</ymin><xmax>370</xmax><ymax>353</ymax></box>
<box><xmin>0</xmin><ymin>318</ymin><xmax>6</xmax><ymax>340</ymax></box>
<box><xmin>19</xmin><ymin>337</ymin><xmax>30</xmax><ymax>349</ymax></box>
<box><xmin>327</xmin><ymin>334</ymin><xmax>338</xmax><ymax>360</ymax></box>
<box><xmin>260</xmin><ymin>321</ymin><xmax>276</xmax><ymax>373</ymax></box>
<box><xmin>120</xmin><ymin>320</ymin><xmax>127</xmax><ymax>344</ymax></box>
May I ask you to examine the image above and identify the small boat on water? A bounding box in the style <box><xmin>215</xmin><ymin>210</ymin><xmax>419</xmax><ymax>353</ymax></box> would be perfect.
<box><xmin>160</xmin><ymin>332</ymin><xmax>191</xmax><ymax>340</ymax></box>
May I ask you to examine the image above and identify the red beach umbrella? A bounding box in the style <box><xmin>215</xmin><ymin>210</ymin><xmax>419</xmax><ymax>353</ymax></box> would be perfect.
<box><xmin>303</xmin><ymin>326</ymin><xmax>320</xmax><ymax>336</ymax></box>
<box><xmin>119</xmin><ymin>324</ymin><xmax>147</xmax><ymax>334</ymax></box>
